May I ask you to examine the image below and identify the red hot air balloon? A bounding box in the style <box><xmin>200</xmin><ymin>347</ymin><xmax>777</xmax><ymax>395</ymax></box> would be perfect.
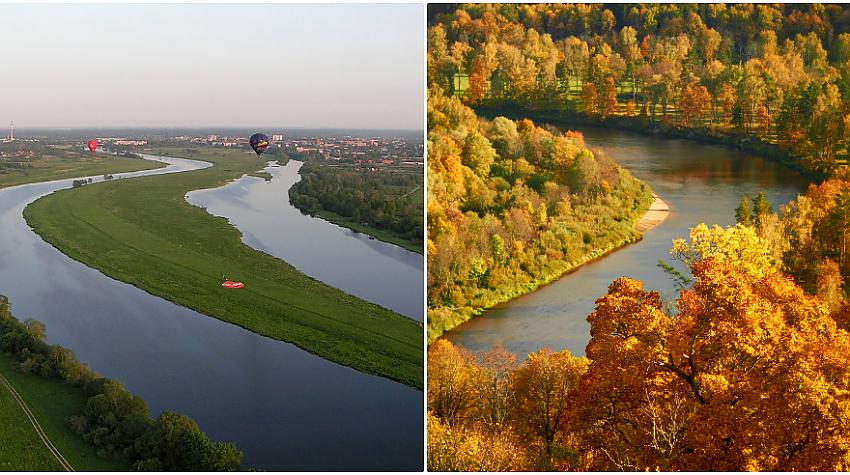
<box><xmin>87</xmin><ymin>139</ymin><xmax>98</xmax><ymax>153</ymax></box>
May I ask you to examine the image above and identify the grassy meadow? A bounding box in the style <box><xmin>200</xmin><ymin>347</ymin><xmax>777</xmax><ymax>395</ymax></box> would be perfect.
<box><xmin>23</xmin><ymin>147</ymin><xmax>423</xmax><ymax>389</ymax></box>
<box><xmin>0</xmin><ymin>151</ymin><xmax>165</xmax><ymax>189</ymax></box>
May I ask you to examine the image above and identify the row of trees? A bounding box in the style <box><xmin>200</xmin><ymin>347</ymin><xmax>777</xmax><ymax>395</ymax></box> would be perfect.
<box><xmin>0</xmin><ymin>296</ymin><xmax>242</xmax><ymax>471</ymax></box>
<box><xmin>429</xmin><ymin>3</ymin><xmax>850</xmax><ymax>175</ymax></box>
<box><xmin>427</xmin><ymin>91</ymin><xmax>653</xmax><ymax>340</ymax></box>
<box><xmin>289</xmin><ymin>162</ymin><xmax>424</xmax><ymax>245</ymax></box>
<box><xmin>429</xmin><ymin>188</ymin><xmax>850</xmax><ymax>469</ymax></box>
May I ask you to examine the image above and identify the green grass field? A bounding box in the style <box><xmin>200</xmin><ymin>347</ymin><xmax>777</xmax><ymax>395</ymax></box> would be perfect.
<box><xmin>24</xmin><ymin>147</ymin><xmax>423</xmax><ymax>389</ymax></box>
<box><xmin>0</xmin><ymin>354</ymin><xmax>129</xmax><ymax>471</ymax></box>
<box><xmin>0</xmin><ymin>152</ymin><xmax>165</xmax><ymax>189</ymax></box>
<box><xmin>0</xmin><ymin>373</ymin><xmax>62</xmax><ymax>471</ymax></box>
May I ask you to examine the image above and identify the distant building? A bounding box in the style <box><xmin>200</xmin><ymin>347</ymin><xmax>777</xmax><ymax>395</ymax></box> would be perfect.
<box><xmin>272</xmin><ymin>134</ymin><xmax>284</xmax><ymax>141</ymax></box>
<box><xmin>207</xmin><ymin>135</ymin><xmax>218</xmax><ymax>142</ymax></box>
<box><xmin>2</xmin><ymin>121</ymin><xmax>14</xmax><ymax>143</ymax></box>
<box><xmin>113</xmin><ymin>140</ymin><xmax>147</xmax><ymax>146</ymax></box>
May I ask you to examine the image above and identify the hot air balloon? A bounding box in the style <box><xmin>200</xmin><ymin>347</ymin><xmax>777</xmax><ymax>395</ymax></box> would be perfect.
<box><xmin>87</xmin><ymin>139</ymin><xmax>98</xmax><ymax>153</ymax></box>
<box><xmin>249</xmin><ymin>133</ymin><xmax>270</xmax><ymax>157</ymax></box>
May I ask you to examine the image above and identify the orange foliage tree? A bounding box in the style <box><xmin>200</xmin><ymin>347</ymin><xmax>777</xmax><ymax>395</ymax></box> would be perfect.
<box><xmin>580</xmin><ymin>82</ymin><xmax>599</xmax><ymax>118</ymax></box>
<box><xmin>567</xmin><ymin>259</ymin><xmax>850</xmax><ymax>471</ymax></box>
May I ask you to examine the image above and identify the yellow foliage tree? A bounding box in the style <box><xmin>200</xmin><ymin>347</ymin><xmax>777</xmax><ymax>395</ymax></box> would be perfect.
<box><xmin>670</xmin><ymin>223</ymin><xmax>776</xmax><ymax>278</ymax></box>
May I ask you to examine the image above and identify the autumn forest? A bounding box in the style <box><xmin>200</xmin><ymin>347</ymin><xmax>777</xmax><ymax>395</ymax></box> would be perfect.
<box><xmin>427</xmin><ymin>3</ymin><xmax>850</xmax><ymax>472</ymax></box>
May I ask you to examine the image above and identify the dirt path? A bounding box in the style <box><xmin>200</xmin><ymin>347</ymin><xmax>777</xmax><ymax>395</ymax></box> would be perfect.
<box><xmin>0</xmin><ymin>371</ymin><xmax>74</xmax><ymax>472</ymax></box>
<box><xmin>636</xmin><ymin>193</ymin><xmax>669</xmax><ymax>233</ymax></box>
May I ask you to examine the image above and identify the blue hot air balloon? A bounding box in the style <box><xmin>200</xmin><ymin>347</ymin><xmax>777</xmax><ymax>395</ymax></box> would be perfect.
<box><xmin>249</xmin><ymin>133</ymin><xmax>270</xmax><ymax>156</ymax></box>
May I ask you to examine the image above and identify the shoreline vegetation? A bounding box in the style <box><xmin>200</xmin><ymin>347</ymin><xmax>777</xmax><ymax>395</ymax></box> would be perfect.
<box><xmin>427</xmin><ymin>94</ymin><xmax>655</xmax><ymax>342</ymax></box>
<box><xmin>0</xmin><ymin>296</ymin><xmax>240</xmax><ymax>471</ymax></box>
<box><xmin>289</xmin><ymin>161</ymin><xmax>425</xmax><ymax>254</ymax></box>
<box><xmin>23</xmin><ymin>147</ymin><xmax>423</xmax><ymax>389</ymax></box>
<box><xmin>475</xmin><ymin>105</ymin><xmax>829</xmax><ymax>181</ymax></box>
<box><xmin>308</xmin><ymin>207</ymin><xmax>423</xmax><ymax>254</ymax></box>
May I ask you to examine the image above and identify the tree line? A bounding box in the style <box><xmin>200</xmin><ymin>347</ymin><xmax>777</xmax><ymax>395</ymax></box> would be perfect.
<box><xmin>289</xmin><ymin>162</ymin><xmax>424</xmax><ymax>245</ymax></box>
<box><xmin>0</xmin><ymin>296</ymin><xmax>242</xmax><ymax>471</ymax></box>
<box><xmin>429</xmin><ymin>3</ymin><xmax>850</xmax><ymax>176</ymax></box>
<box><xmin>429</xmin><ymin>176</ymin><xmax>850</xmax><ymax>470</ymax></box>
<box><xmin>427</xmin><ymin>92</ymin><xmax>653</xmax><ymax>341</ymax></box>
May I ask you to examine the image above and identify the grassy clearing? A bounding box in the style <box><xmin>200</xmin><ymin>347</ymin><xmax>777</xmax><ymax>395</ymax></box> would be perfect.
<box><xmin>0</xmin><ymin>354</ymin><xmax>129</xmax><ymax>471</ymax></box>
<box><xmin>0</xmin><ymin>153</ymin><xmax>165</xmax><ymax>189</ymax></box>
<box><xmin>24</xmin><ymin>147</ymin><xmax>423</xmax><ymax>389</ymax></box>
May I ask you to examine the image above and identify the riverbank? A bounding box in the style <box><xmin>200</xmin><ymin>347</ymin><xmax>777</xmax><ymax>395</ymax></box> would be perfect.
<box><xmin>289</xmin><ymin>161</ymin><xmax>424</xmax><ymax>254</ymax></box>
<box><xmin>636</xmin><ymin>194</ymin><xmax>669</xmax><ymax>232</ymax></box>
<box><xmin>430</xmin><ymin>232</ymin><xmax>646</xmax><ymax>344</ymax></box>
<box><xmin>23</xmin><ymin>148</ymin><xmax>423</xmax><ymax>389</ymax></box>
<box><xmin>0</xmin><ymin>153</ymin><xmax>166</xmax><ymax>189</ymax></box>
<box><xmin>308</xmin><ymin>208</ymin><xmax>423</xmax><ymax>254</ymax></box>
<box><xmin>475</xmin><ymin>105</ymin><xmax>829</xmax><ymax>182</ymax></box>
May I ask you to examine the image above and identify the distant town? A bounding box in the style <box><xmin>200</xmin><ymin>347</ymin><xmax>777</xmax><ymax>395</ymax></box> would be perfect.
<box><xmin>0</xmin><ymin>123</ymin><xmax>424</xmax><ymax>168</ymax></box>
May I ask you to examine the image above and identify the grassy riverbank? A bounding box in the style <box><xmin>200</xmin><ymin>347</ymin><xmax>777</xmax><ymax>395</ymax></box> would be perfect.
<box><xmin>310</xmin><ymin>208</ymin><xmax>423</xmax><ymax>254</ymax></box>
<box><xmin>430</xmin><ymin>230</ymin><xmax>646</xmax><ymax>343</ymax></box>
<box><xmin>0</xmin><ymin>152</ymin><xmax>165</xmax><ymax>189</ymax></box>
<box><xmin>24</xmin><ymin>147</ymin><xmax>423</xmax><ymax>389</ymax></box>
<box><xmin>0</xmin><ymin>354</ymin><xmax>129</xmax><ymax>471</ymax></box>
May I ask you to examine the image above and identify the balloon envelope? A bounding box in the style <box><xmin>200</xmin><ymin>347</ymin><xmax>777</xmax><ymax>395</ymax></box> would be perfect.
<box><xmin>87</xmin><ymin>139</ymin><xmax>98</xmax><ymax>153</ymax></box>
<box><xmin>249</xmin><ymin>133</ymin><xmax>270</xmax><ymax>156</ymax></box>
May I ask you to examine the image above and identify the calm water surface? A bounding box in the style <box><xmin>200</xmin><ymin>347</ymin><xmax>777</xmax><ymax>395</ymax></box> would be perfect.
<box><xmin>444</xmin><ymin>127</ymin><xmax>809</xmax><ymax>359</ymax></box>
<box><xmin>0</xmin><ymin>154</ymin><xmax>422</xmax><ymax>471</ymax></box>
<box><xmin>187</xmin><ymin>160</ymin><xmax>423</xmax><ymax>321</ymax></box>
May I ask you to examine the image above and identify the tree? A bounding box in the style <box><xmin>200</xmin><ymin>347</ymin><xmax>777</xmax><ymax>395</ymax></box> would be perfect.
<box><xmin>570</xmin><ymin>259</ymin><xmax>850</xmax><ymax>471</ymax></box>
<box><xmin>816</xmin><ymin>259</ymin><xmax>845</xmax><ymax>315</ymax></box>
<box><xmin>474</xmin><ymin>343</ymin><xmax>517</xmax><ymax>431</ymax></box>
<box><xmin>670</xmin><ymin>223</ymin><xmax>777</xmax><ymax>278</ymax></box>
<box><xmin>735</xmin><ymin>196</ymin><xmax>752</xmax><ymax>225</ymax></box>
<box><xmin>599</xmin><ymin>76</ymin><xmax>618</xmax><ymax>120</ymax></box>
<box><xmin>511</xmin><ymin>348</ymin><xmax>587</xmax><ymax>456</ymax></box>
<box><xmin>462</xmin><ymin>131</ymin><xmax>496</xmax><ymax>176</ymax></box>
<box><xmin>752</xmin><ymin>191</ymin><xmax>773</xmax><ymax>217</ymax></box>
<box><xmin>428</xmin><ymin>339</ymin><xmax>482</xmax><ymax>424</ymax></box>
<box><xmin>580</xmin><ymin>82</ymin><xmax>599</xmax><ymax>117</ymax></box>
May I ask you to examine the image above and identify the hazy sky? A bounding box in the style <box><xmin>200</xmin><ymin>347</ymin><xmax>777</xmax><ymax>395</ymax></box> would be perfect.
<box><xmin>0</xmin><ymin>4</ymin><xmax>423</xmax><ymax>130</ymax></box>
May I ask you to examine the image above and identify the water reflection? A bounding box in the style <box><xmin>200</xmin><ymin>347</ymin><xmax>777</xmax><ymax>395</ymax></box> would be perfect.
<box><xmin>444</xmin><ymin>127</ymin><xmax>808</xmax><ymax>359</ymax></box>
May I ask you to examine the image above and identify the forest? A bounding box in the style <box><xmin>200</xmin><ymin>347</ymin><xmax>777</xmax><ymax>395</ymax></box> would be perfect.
<box><xmin>427</xmin><ymin>3</ymin><xmax>850</xmax><ymax>471</ymax></box>
<box><xmin>0</xmin><ymin>296</ymin><xmax>242</xmax><ymax>471</ymax></box>
<box><xmin>429</xmin><ymin>3</ymin><xmax>850</xmax><ymax>176</ymax></box>
<box><xmin>429</xmin><ymin>178</ymin><xmax>850</xmax><ymax>471</ymax></box>
<box><xmin>427</xmin><ymin>92</ymin><xmax>653</xmax><ymax>341</ymax></box>
<box><xmin>289</xmin><ymin>162</ymin><xmax>424</xmax><ymax>252</ymax></box>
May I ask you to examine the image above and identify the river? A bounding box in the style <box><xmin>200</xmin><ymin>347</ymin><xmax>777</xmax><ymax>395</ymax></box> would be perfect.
<box><xmin>187</xmin><ymin>160</ymin><xmax>423</xmax><ymax>321</ymax></box>
<box><xmin>443</xmin><ymin>126</ymin><xmax>809</xmax><ymax>359</ymax></box>
<box><xmin>0</xmin><ymin>154</ymin><xmax>422</xmax><ymax>471</ymax></box>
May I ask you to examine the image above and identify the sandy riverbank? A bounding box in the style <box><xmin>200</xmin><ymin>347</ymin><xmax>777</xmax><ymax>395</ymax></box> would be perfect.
<box><xmin>635</xmin><ymin>194</ymin><xmax>669</xmax><ymax>232</ymax></box>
